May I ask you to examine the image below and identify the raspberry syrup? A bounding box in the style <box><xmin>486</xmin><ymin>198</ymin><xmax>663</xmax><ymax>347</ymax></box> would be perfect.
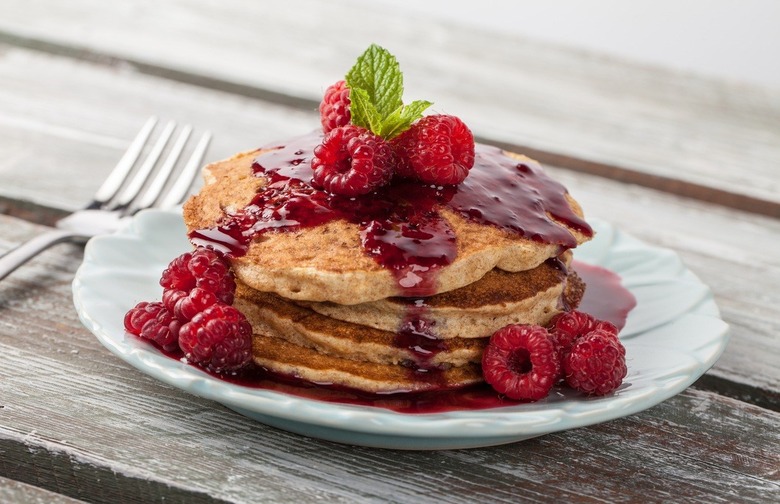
<box><xmin>394</xmin><ymin>298</ymin><xmax>449</xmax><ymax>382</ymax></box>
<box><xmin>189</xmin><ymin>131</ymin><xmax>592</xmax><ymax>297</ymax></box>
<box><xmin>574</xmin><ymin>261</ymin><xmax>637</xmax><ymax>330</ymax></box>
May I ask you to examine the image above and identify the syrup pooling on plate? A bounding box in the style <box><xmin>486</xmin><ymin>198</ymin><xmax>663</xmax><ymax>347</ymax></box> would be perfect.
<box><xmin>189</xmin><ymin>131</ymin><xmax>592</xmax><ymax>297</ymax></box>
<box><xmin>574</xmin><ymin>261</ymin><xmax>637</xmax><ymax>331</ymax></box>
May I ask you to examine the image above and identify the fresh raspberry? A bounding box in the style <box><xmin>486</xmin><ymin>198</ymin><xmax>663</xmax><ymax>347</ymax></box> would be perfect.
<box><xmin>160</xmin><ymin>248</ymin><xmax>235</xmax><ymax>305</ymax></box>
<box><xmin>563</xmin><ymin>330</ymin><xmax>627</xmax><ymax>395</ymax></box>
<box><xmin>162</xmin><ymin>287</ymin><xmax>219</xmax><ymax>322</ymax></box>
<box><xmin>392</xmin><ymin>115</ymin><xmax>475</xmax><ymax>185</ymax></box>
<box><xmin>311</xmin><ymin>125</ymin><xmax>395</xmax><ymax>196</ymax></box>
<box><xmin>319</xmin><ymin>80</ymin><xmax>351</xmax><ymax>133</ymax></box>
<box><xmin>548</xmin><ymin>310</ymin><xmax>618</xmax><ymax>357</ymax></box>
<box><xmin>123</xmin><ymin>301</ymin><xmax>181</xmax><ymax>351</ymax></box>
<box><xmin>482</xmin><ymin>324</ymin><xmax>560</xmax><ymax>401</ymax></box>
<box><xmin>178</xmin><ymin>304</ymin><xmax>253</xmax><ymax>373</ymax></box>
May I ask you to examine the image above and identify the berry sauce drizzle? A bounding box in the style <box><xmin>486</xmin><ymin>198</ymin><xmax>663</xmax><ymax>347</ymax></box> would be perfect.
<box><xmin>155</xmin><ymin>261</ymin><xmax>635</xmax><ymax>414</ymax></box>
<box><xmin>186</xmin><ymin>131</ymin><xmax>604</xmax><ymax>405</ymax></box>
<box><xmin>189</xmin><ymin>131</ymin><xmax>592</xmax><ymax>298</ymax></box>
<box><xmin>395</xmin><ymin>299</ymin><xmax>448</xmax><ymax>375</ymax></box>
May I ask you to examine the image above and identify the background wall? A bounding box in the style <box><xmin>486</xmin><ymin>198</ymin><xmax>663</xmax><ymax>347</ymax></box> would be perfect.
<box><xmin>366</xmin><ymin>0</ymin><xmax>780</xmax><ymax>89</ymax></box>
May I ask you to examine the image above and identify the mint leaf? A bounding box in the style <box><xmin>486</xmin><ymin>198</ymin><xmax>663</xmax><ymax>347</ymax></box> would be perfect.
<box><xmin>349</xmin><ymin>87</ymin><xmax>383</xmax><ymax>133</ymax></box>
<box><xmin>344</xmin><ymin>44</ymin><xmax>433</xmax><ymax>139</ymax></box>
<box><xmin>379</xmin><ymin>100</ymin><xmax>433</xmax><ymax>139</ymax></box>
<box><xmin>346</xmin><ymin>44</ymin><xmax>403</xmax><ymax>119</ymax></box>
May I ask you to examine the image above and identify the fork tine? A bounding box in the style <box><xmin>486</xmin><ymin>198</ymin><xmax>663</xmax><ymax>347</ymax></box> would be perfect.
<box><xmin>128</xmin><ymin>124</ymin><xmax>193</xmax><ymax>213</ymax></box>
<box><xmin>157</xmin><ymin>131</ymin><xmax>211</xmax><ymax>208</ymax></box>
<box><xmin>88</xmin><ymin>116</ymin><xmax>158</xmax><ymax>208</ymax></box>
<box><xmin>111</xmin><ymin>120</ymin><xmax>176</xmax><ymax>209</ymax></box>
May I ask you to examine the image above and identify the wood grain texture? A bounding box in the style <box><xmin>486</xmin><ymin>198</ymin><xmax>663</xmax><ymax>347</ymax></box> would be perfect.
<box><xmin>0</xmin><ymin>46</ymin><xmax>777</xmax><ymax>401</ymax></box>
<box><xmin>0</xmin><ymin>477</ymin><xmax>87</xmax><ymax>504</ymax></box>
<box><xmin>0</xmin><ymin>7</ymin><xmax>779</xmax><ymax>500</ymax></box>
<box><xmin>0</xmin><ymin>213</ymin><xmax>778</xmax><ymax>504</ymax></box>
<box><xmin>0</xmin><ymin>46</ymin><xmax>313</xmax><ymax>211</ymax></box>
<box><xmin>0</xmin><ymin>0</ymin><xmax>778</xmax><ymax>214</ymax></box>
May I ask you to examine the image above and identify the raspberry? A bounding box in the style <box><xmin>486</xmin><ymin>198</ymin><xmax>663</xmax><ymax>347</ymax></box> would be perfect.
<box><xmin>178</xmin><ymin>304</ymin><xmax>253</xmax><ymax>373</ymax></box>
<box><xmin>563</xmin><ymin>330</ymin><xmax>627</xmax><ymax>395</ymax></box>
<box><xmin>482</xmin><ymin>324</ymin><xmax>560</xmax><ymax>401</ymax></box>
<box><xmin>311</xmin><ymin>125</ymin><xmax>395</xmax><ymax>196</ymax></box>
<box><xmin>162</xmin><ymin>287</ymin><xmax>219</xmax><ymax>322</ymax></box>
<box><xmin>548</xmin><ymin>310</ymin><xmax>618</xmax><ymax>357</ymax></box>
<box><xmin>123</xmin><ymin>301</ymin><xmax>181</xmax><ymax>351</ymax></box>
<box><xmin>160</xmin><ymin>248</ymin><xmax>235</xmax><ymax>305</ymax></box>
<box><xmin>392</xmin><ymin>115</ymin><xmax>475</xmax><ymax>185</ymax></box>
<box><xmin>319</xmin><ymin>80</ymin><xmax>351</xmax><ymax>133</ymax></box>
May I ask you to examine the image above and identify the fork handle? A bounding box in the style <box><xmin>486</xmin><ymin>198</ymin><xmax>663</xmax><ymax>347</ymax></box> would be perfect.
<box><xmin>0</xmin><ymin>229</ymin><xmax>79</xmax><ymax>281</ymax></box>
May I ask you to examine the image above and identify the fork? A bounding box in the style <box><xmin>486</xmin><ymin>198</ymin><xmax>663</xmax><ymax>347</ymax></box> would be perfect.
<box><xmin>0</xmin><ymin>117</ymin><xmax>211</xmax><ymax>281</ymax></box>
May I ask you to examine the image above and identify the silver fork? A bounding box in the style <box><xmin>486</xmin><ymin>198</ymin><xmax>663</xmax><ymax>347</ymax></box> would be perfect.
<box><xmin>0</xmin><ymin>117</ymin><xmax>211</xmax><ymax>281</ymax></box>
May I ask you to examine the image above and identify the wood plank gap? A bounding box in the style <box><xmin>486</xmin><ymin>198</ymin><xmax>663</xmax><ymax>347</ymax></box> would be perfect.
<box><xmin>0</xmin><ymin>195</ymin><xmax>69</xmax><ymax>227</ymax></box>
<box><xmin>0</xmin><ymin>31</ymin><xmax>318</xmax><ymax>112</ymax></box>
<box><xmin>693</xmin><ymin>375</ymin><xmax>780</xmax><ymax>413</ymax></box>
<box><xmin>483</xmin><ymin>137</ymin><xmax>780</xmax><ymax>219</ymax></box>
<box><xmin>0</xmin><ymin>436</ymin><xmax>230</xmax><ymax>504</ymax></box>
<box><xmin>3</xmin><ymin>30</ymin><xmax>779</xmax><ymax>220</ymax></box>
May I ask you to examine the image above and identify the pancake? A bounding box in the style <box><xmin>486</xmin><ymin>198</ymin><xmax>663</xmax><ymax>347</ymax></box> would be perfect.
<box><xmin>235</xmin><ymin>257</ymin><xmax>584</xmax><ymax>394</ymax></box>
<box><xmin>235</xmin><ymin>281</ymin><xmax>488</xmax><ymax>368</ymax></box>
<box><xmin>183</xmin><ymin>137</ymin><xmax>592</xmax><ymax>305</ymax></box>
<box><xmin>301</xmin><ymin>253</ymin><xmax>585</xmax><ymax>339</ymax></box>
<box><xmin>252</xmin><ymin>335</ymin><xmax>483</xmax><ymax>394</ymax></box>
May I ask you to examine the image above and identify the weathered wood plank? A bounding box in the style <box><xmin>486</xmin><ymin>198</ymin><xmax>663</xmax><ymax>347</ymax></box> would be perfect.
<box><xmin>0</xmin><ymin>46</ymin><xmax>313</xmax><ymax>211</ymax></box>
<box><xmin>0</xmin><ymin>476</ymin><xmax>87</xmax><ymax>504</ymax></box>
<box><xmin>1</xmin><ymin>0</ymin><xmax>778</xmax><ymax>213</ymax></box>
<box><xmin>0</xmin><ymin>46</ymin><xmax>777</xmax><ymax>398</ymax></box>
<box><xmin>1</xmin><ymin>215</ymin><xmax>779</xmax><ymax>504</ymax></box>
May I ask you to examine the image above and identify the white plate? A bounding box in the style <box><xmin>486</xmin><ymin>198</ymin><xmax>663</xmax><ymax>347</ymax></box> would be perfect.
<box><xmin>73</xmin><ymin>209</ymin><xmax>728</xmax><ymax>450</ymax></box>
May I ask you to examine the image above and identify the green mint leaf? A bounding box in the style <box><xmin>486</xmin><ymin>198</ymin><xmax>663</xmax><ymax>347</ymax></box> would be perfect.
<box><xmin>345</xmin><ymin>44</ymin><xmax>403</xmax><ymax>119</ymax></box>
<box><xmin>379</xmin><ymin>100</ymin><xmax>433</xmax><ymax>139</ymax></box>
<box><xmin>400</xmin><ymin>99</ymin><xmax>433</xmax><ymax>124</ymax></box>
<box><xmin>349</xmin><ymin>87</ymin><xmax>383</xmax><ymax>134</ymax></box>
<box><xmin>343</xmin><ymin>45</ymin><xmax>434</xmax><ymax>138</ymax></box>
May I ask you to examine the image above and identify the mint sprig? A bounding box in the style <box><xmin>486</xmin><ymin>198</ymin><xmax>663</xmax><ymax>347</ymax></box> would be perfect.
<box><xmin>345</xmin><ymin>44</ymin><xmax>431</xmax><ymax>139</ymax></box>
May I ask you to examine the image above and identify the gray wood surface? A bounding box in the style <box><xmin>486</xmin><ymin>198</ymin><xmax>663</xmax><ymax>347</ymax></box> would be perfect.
<box><xmin>0</xmin><ymin>47</ymin><xmax>312</xmax><ymax>211</ymax></box>
<box><xmin>0</xmin><ymin>477</ymin><xmax>87</xmax><ymax>504</ymax></box>
<box><xmin>1</xmin><ymin>0</ymin><xmax>779</xmax><ymax>215</ymax></box>
<box><xmin>0</xmin><ymin>1</ymin><xmax>779</xmax><ymax>502</ymax></box>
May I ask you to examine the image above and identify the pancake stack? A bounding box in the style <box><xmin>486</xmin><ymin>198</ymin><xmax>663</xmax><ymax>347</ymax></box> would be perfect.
<box><xmin>183</xmin><ymin>136</ymin><xmax>592</xmax><ymax>394</ymax></box>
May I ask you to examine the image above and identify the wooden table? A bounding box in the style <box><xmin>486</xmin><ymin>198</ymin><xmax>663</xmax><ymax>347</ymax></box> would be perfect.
<box><xmin>1</xmin><ymin>1</ymin><xmax>778</xmax><ymax>502</ymax></box>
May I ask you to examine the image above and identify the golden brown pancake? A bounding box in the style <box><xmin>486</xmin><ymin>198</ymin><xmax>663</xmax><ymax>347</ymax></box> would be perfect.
<box><xmin>252</xmin><ymin>336</ymin><xmax>483</xmax><ymax>393</ymax></box>
<box><xmin>302</xmin><ymin>253</ymin><xmax>584</xmax><ymax>338</ymax></box>
<box><xmin>235</xmin><ymin>261</ymin><xmax>583</xmax><ymax>393</ymax></box>
<box><xmin>235</xmin><ymin>282</ymin><xmax>488</xmax><ymax>368</ymax></box>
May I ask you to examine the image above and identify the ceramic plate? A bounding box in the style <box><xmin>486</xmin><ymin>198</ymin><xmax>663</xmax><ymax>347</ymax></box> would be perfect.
<box><xmin>73</xmin><ymin>209</ymin><xmax>728</xmax><ymax>450</ymax></box>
